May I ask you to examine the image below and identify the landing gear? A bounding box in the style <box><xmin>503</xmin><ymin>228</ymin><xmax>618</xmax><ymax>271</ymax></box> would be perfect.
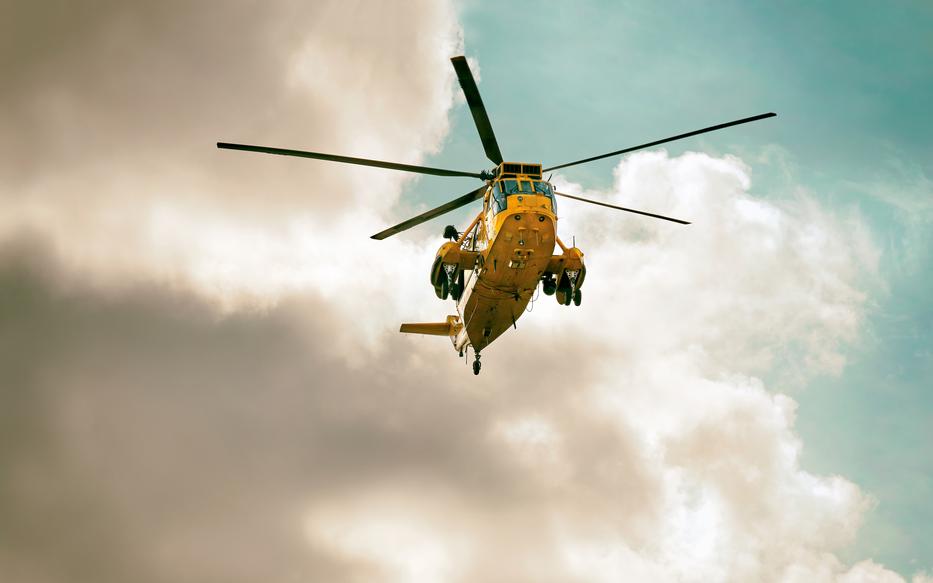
<box><xmin>556</xmin><ymin>287</ymin><xmax>573</xmax><ymax>305</ymax></box>
<box><xmin>442</xmin><ymin>263</ymin><xmax>461</xmax><ymax>302</ymax></box>
<box><xmin>473</xmin><ymin>353</ymin><xmax>482</xmax><ymax>375</ymax></box>
<box><xmin>556</xmin><ymin>286</ymin><xmax>582</xmax><ymax>306</ymax></box>
<box><xmin>556</xmin><ymin>289</ymin><xmax>565</xmax><ymax>305</ymax></box>
<box><xmin>554</xmin><ymin>269</ymin><xmax>582</xmax><ymax>306</ymax></box>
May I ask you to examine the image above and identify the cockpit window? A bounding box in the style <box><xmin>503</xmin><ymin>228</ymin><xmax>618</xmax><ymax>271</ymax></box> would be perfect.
<box><xmin>537</xmin><ymin>181</ymin><xmax>557</xmax><ymax>212</ymax></box>
<box><xmin>491</xmin><ymin>182</ymin><xmax>507</xmax><ymax>213</ymax></box>
<box><xmin>492</xmin><ymin>179</ymin><xmax>557</xmax><ymax>213</ymax></box>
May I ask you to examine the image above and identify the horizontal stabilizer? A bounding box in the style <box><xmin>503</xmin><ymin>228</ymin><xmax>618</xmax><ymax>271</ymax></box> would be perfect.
<box><xmin>400</xmin><ymin>322</ymin><xmax>452</xmax><ymax>336</ymax></box>
<box><xmin>399</xmin><ymin>315</ymin><xmax>462</xmax><ymax>337</ymax></box>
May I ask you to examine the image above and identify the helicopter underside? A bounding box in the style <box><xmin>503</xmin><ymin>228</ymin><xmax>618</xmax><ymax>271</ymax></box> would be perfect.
<box><xmin>454</xmin><ymin>211</ymin><xmax>563</xmax><ymax>353</ymax></box>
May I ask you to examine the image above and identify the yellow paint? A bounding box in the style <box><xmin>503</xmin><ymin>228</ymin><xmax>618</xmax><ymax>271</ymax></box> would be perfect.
<box><xmin>400</xmin><ymin>315</ymin><xmax>462</xmax><ymax>337</ymax></box>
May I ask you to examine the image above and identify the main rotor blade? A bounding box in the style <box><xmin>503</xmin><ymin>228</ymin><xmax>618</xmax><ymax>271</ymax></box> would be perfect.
<box><xmin>451</xmin><ymin>56</ymin><xmax>503</xmax><ymax>165</ymax></box>
<box><xmin>544</xmin><ymin>112</ymin><xmax>776</xmax><ymax>172</ymax></box>
<box><xmin>217</xmin><ymin>142</ymin><xmax>483</xmax><ymax>179</ymax></box>
<box><xmin>371</xmin><ymin>185</ymin><xmax>487</xmax><ymax>240</ymax></box>
<box><xmin>554</xmin><ymin>191</ymin><xmax>690</xmax><ymax>225</ymax></box>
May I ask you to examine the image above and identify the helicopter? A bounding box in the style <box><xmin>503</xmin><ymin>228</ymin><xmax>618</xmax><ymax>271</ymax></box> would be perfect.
<box><xmin>218</xmin><ymin>56</ymin><xmax>775</xmax><ymax>375</ymax></box>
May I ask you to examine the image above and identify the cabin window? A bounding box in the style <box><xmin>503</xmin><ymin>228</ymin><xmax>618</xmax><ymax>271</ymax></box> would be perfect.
<box><xmin>501</xmin><ymin>179</ymin><xmax>519</xmax><ymax>194</ymax></box>
<box><xmin>518</xmin><ymin>180</ymin><xmax>534</xmax><ymax>193</ymax></box>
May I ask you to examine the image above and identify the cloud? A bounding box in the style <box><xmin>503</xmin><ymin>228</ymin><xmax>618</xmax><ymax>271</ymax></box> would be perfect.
<box><xmin>0</xmin><ymin>1</ymin><xmax>916</xmax><ymax>581</ymax></box>
<box><xmin>550</xmin><ymin>151</ymin><xmax>879</xmax><ymax>384</ymax></box>
<box><xmin>0</xmin><ymin>0</ymin><xmax>463</xmax><ymax>313</ymax></box>
<box><xmin>0</xmin><ymin>150</ymin><xmax>906</xmax><ymax>581</ymax></box>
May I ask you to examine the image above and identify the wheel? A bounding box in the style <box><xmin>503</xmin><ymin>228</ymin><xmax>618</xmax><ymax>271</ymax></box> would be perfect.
<box><xmin>439</xmin><ymin>277</ymin><xmax>449</xmax><ymax>300</ymax></box>
<box><xmin>573</xmin><ymin>288</ymin><xmax>582</xmax><ymax>306</ymax></box>
<box><xmin>542</xmin><ymin>278</ymin><xmax>556</xmax><ymax>295</ymax></box>
<box><xmin>473</xmin><ymin>360</ymin><xmax>481</xmax><ymax>375</ymax></box>
<box><xmin>557</xmin><ymin>288</ymin><xmax>572</xmax><ymax>305</ymax></box>
<box><xmin>432</xmin><ymin>257</ymin><xmax>446</xmax><ymax>299</ymax></box>
<box><xmin>450</xmin><ymin>271</ymin><xmax>464</xmax><ymax>301</ymax></box>
<box><xmin>556</xmin><ymin>289</ymin><xmax>568</xmax><ymax>305</ymax></box>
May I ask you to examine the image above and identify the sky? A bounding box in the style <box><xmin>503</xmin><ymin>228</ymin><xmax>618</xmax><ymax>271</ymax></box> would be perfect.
<box><xmin>0</xmin><ymin>1</ymin><xmax>930</xmax><ymax>582</ymax></box>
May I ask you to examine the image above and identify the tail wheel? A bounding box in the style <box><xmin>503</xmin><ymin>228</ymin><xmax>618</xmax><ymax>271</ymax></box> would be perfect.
<box><xmin>573</xmin><ymin>289</ymin><xmax>582</xmax><ymax>306</ymax></box>
<box><xmin>473</xmin><ymin>360</ymin><xmax>481</xmax><ymax>375</ymax></box>
<box><xmin>439</xmin><ymin>277</ymin><xmax>450</xmax><ymax>300</ymax></box>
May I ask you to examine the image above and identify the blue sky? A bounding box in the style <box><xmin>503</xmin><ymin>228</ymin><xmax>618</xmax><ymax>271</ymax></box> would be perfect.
<box><xmin>410</xmin><ymin>0</ymin><xmax>931</xmax><ymax>575</ymax></box>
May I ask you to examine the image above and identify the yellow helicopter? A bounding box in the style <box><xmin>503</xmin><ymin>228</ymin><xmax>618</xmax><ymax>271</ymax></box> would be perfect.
<box><xmin>219</xmin><ymin>56</ymin><xmax>775</xmax><ymax>374</ymax></box>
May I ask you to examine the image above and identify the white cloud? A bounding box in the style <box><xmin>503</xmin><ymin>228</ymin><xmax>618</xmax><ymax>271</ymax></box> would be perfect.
<box><xmin>305</xmin><ymin>488</ymin><xmax>473</xmax><ymax>583</ymax></box>
<box><xmin>0</xmin><ymin>0</ymin><xmax>462</xmax><ymax>325</ymax></box>
<box><xmin>549</xmin><ymin>150</ymin><xmax>879</xmax><ymax>383</ymax></box>
<box><xmin>0</xmin><ymin>151</ymin><xmax>909</xmax><ymax>582</ymax></box>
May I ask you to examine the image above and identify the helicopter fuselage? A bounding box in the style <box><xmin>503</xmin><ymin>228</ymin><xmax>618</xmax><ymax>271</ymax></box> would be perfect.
<box><xmin>413</xmin><ymin>169</ymin><xmax>586</xmax><ymax>359</ymax></box>
<box><xmin>454</xmin><ymin>189</ymin><xmax>557</xmax><ymax>352</ymax></box>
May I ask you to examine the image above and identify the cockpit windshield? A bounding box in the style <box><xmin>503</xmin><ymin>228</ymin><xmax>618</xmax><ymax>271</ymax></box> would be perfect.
<box><xmin>501</xmin><ymin>179</ymin><xmax>519</xmax><ymax>194</ymax></box>
<box><xmin>492</xmin><ymin>179</ymin><xmax>557</xmax><ymax>213</ymax></box>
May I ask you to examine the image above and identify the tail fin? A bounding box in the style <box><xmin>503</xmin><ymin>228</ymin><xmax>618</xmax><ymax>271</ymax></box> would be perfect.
<box><xmin>399</xmin><ymin>315</ymin><xmax>461</xmax><ymax>337</ymax></box>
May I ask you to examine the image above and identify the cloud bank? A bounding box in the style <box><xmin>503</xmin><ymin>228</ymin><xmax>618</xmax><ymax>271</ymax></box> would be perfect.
<box><xmin>0</xmin><ymin>1</ymin><xmax>922</xmax><ymax>582</ymax></box>
<box><xmin>0</xmin><ymin>0</ymin><xmax>461</xmax><ymax>313</ymax></box>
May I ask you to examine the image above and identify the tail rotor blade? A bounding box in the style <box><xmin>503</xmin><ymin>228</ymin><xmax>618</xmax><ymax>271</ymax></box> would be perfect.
<box><xmin>544</xmin><ymin>112</ymin><xmax>776</xmax><ymax>172</ymax></box>
<box><xmin>451</xmin><ymin>56</ymin><xmax>503</xmax><ymax>165</ymax></box>
<box><xmin>554</xmin><ymin>191</ymin><xmax>690</xmax><ymax>225</ymax></box>
<box><xmin>371</xmin><ymin>185</ymin><xmax>487</xmax><ymax>240</ymax></box>
<box><xmin>217</xmin><ymin>142</ymin><xmax>483</xmax><ymax>179</ymax></box>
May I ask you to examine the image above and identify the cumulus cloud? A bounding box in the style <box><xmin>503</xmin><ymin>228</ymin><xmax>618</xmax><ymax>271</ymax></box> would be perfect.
<box><xmin>0</xmin><ymin>155</ymin><xmax>902</xmax><ymax>581</ymax></box>
<box><xmin>0</xmin><ymin>0</ymin><xmax>463</xmax><ymax>316</ymax></box>
<box><xmin>0</xmin><ymin>1</ymin><xmax>915</xmax><ymax>582</ymax></box>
